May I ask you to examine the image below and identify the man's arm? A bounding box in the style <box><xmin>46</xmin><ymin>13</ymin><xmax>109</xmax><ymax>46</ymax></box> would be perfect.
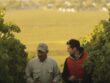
<box><xmin>52</xmin><ymin>61</ymin><xmax>61</xmax><ymax>83</ymax></box>
<box><xmin>62</xmin><ymin>59</ymin><xmax>73</xmax><ymax>83</ymax></box>
<box><xmin>25</xmin><ymin>62</ymin><xmax>34</xmax><ymax>83</ymax></box>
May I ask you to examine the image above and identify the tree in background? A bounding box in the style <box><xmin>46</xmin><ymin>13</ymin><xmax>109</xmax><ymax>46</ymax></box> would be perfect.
<box><xmin>0</xmin><ymin>8</ymin><xmax>27</xmax><ymax>83</ymax></box>
<box><xmin>82</xmin><ymin>8</ymin><xmax>110</xmax><ymax>83</ymax></box>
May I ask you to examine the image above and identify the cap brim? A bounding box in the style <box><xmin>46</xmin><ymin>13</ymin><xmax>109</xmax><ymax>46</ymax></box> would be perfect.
<box><xmin>38</xmin><ymin>48</ymin><xmax>46</xmax><ymax>52</ymax></box>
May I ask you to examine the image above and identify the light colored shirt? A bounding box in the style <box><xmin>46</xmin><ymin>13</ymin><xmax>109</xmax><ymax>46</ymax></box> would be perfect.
<box><xmin>25</xmin><ymin>57</ymin><xmax>61</xmax><ymax>83</ymax></box>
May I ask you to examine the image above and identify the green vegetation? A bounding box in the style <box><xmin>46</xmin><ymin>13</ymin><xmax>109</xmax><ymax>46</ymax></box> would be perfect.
<box><xmin>83</xmin><ymin>10</ymin><xmax>110</xmax><ymax>82</ymax></box>
<box><xmin>0</xmin><ymin>5</ymin><xmax>110</xmax><ymax>83</ymax></box>
<box><xmin>0</xmin><ymin>8</ymin><xmax>27</xmax><ymax>83</ymax></box>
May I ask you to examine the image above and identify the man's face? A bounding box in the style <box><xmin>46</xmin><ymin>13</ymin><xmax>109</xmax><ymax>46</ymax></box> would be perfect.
<box><xmin>67</xmin><ymin>45</ymin><xmax>77</xmax><ymax>56</ymax></box>
<box><xmin>37</xmin><ymin>50</ymin><xmax>47</xmax><ymax>62</ymax></box>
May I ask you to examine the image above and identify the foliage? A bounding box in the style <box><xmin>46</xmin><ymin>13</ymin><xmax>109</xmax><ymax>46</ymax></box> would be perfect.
<box><xmin>0</xmin><ymin>8</ymin><xmax>27</xmax><ymax>83</ymax></box>
<box><xmin>83</xmin><ymin>9</ymin><xmax>110</xmax><ymax>83</ymax></box>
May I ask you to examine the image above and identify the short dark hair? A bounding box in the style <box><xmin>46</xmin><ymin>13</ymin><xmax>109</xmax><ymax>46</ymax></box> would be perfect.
<box><xmin>67</xmin><ymin>39</ymin><xmax>80</xmax><ymax>49</ymax></box>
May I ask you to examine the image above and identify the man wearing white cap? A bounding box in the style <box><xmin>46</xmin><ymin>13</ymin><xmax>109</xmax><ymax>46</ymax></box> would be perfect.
<box><xmin>25</xmin><ymin>43</ymin><xmax>61</xmax><ymax>83</ymax></box>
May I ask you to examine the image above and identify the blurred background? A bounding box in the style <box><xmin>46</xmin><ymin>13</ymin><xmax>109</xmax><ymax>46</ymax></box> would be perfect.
<box><xmin>0</xmin><ymin>0</ymin><xmax>109</xmax><ymax>70</ymax></box>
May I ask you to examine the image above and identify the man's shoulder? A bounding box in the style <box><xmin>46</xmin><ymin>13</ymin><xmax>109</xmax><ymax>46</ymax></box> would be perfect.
<box><xmin>66</xmin><ymin>56</ymin><xmax>71</xmax><ymax>60</ymax></box>
<box><xmin>28</xmin><ymin>57</ymin><xmax>39</xmax><ymax>64</ymax></box>
<box><xmin>47</xmin><ymin>57</ymin><xmax>56</xmax><ymax>62</ymax></box>
<box><xmin>82</xmin><ymin>51</ymin><xmax>88</xmax><ymax>58</ymax></box>
<box><xmin>47</xmin><ymin>57</ymin><xmax>57</xmax><ymax>64</ymax></box>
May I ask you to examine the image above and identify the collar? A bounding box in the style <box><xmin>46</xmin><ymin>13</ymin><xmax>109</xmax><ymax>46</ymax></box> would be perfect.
<box><xmin>70</xmin><ymin>52</ymin><xmax>84</xmax><ymax>60</ymax></box>
<box><xmin>38</xmin><ymin>57</ymin><xmax>48</xmax><ymax>63</ymax></box>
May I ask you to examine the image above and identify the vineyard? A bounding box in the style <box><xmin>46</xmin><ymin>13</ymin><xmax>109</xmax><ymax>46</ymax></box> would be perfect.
<box><xmin>0</xmin><ymin>8</ymin><xmax>27</xmax><ymax>83</ymax></box>
<box><xmin>0</xmin><ymin>7</ymin><xmax>110</xmax><ymax>83</ymax></box>
<box><xmin>83</xmin><ymin>9</ymin><xmax>110</xmax><ymax>82</ymax></box>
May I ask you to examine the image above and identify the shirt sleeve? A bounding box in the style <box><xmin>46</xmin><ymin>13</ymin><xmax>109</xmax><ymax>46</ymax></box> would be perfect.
<box><xmin>52</xmin><ymin>61</ymin><xmax>61</xmax><ymax>83</ymax></box>
<box><xmin>25</xmin><ymin>61</ymin><xmax>34</xmax><ymax>83</ymax></box>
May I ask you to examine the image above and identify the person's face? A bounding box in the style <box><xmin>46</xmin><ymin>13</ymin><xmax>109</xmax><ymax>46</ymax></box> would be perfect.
<box><xmin>67</xmin><ymin>45</ymin><xmax>77</xmax><ymax>56</ymax></box>
<box><xmin>37</xmin><ymin>50</ymin><xmax>47</xmax><ymax>62</ymax></box>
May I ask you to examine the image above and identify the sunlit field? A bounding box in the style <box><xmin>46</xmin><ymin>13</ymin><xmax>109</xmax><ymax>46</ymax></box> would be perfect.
<box><xmin>4</xmin><ymin>9</ymin><xmax>108</xmax><ymax>69</ymax></box>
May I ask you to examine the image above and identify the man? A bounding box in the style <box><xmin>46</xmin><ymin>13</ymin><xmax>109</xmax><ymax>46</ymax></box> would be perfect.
<box><xmin>62</xmin><ymin>39</ymin><xmax>88</xmax><ymax>83</ymax></box>
<box><xmin>25</xmin><ymin>43</ymin><xmax>61</xmax><ymax>83</ymax></box>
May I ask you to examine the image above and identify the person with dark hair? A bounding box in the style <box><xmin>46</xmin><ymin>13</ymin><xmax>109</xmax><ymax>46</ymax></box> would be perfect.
<box><xmin>62</xmin><ymin>39</ymin><xmax>88</xmax><ymax>83</ymax></box>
